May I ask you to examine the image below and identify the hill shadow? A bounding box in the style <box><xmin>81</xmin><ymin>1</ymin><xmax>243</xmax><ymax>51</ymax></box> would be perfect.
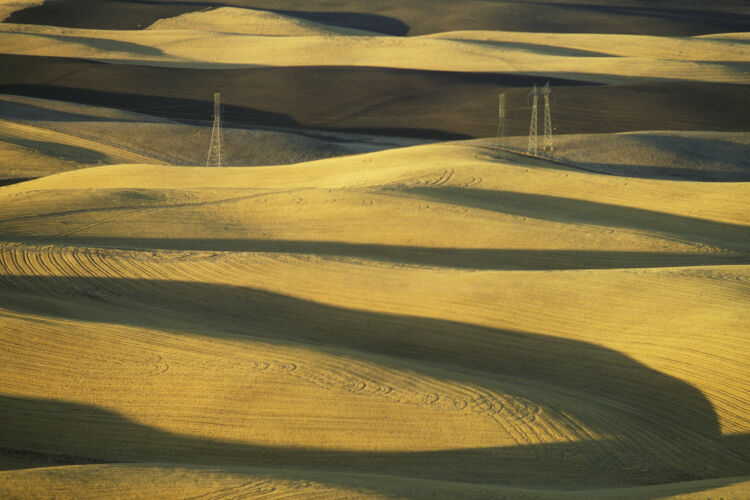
<box><xmin>519</xmin><ymin>132</ymin><xmax>750</xmax><ymax>181</ymax></box>
<box><xmin>0</xmin><ymin>95</ymin><xmax>157</xmax><ymax>124</ymax></box>
<box><xmin>0</xmin><ymin>277</ymin><xmax>735</xmax><ymax>444</ymax></box>
<box><xmin>5</xmin><ymin>55</ymin><xmax>750</xmax><ymax>138</ymax></box>
<box><xmin>2</xmin><ymin>394</ymin><xmax>748</xmax><ymax>496</ymax></box>
<box><xmin>403</xmin><ymin>186</ymin><xmax>750</xmax><ymax>252</ymax></box>
<box><xmin>572</xmin><ymin>133</ymin><xmax>750</xmax><ymax>182</ymax></box>
<box><xmin>0</xmin><ymin>276</ymin><xmax>749</xmax><ymax>489</ymax></box>
<box><xmin>547</xmin><ymin>3</ymin><xmax>750</xmax><ymax>35</ymax></box>
<box><xmin>0</xmin><ymin>85</ymin><xmax>298</xmax><ymax>128</ymax></box>
<box><xmin>262</xmin><ymin>8</ymin><xmax>409</xmax><ymax>36</ymax></box>
<box><xmin>8</xmin><ymin>0</ymin><xmax>749</xmax><ymax>36</ymax></box>
<box><xmin>1</xmin><ymin>393</ymin><xmax>749</xmax><ymax>495</ymax></box>
<box><xmin>0</xmin><ymin>83</ymin><xmax>469</xmax><ymax>139</ymax></box>
<box><xmin>24</xmin><ymin>32</ymin><xmax>167</xmax><ymax>57</ymax></box>
<box><xmin>0</xmin><ymin>54</ymin><xmax>599</xmax><ymax>140</ymax></box>
<box><xmin>0</xmin><ymin>178</ymin><xmax>34</xmax><ymax>187</ymax></box>
<box><xmin>558</xmin><ymin>162</ymin><xmax>750</xmax><ymax>183</ymax></box>
<box><xmin>5</xmin><ymin>0</ymin><xmax>212</xmax><ymax>30</ymax></box>
<box><xmin>7</xmin><ymin>0</ymin><xmax>410</xmax><ymax>35</ymax></box>
<box><xmin>442</xmin><ymin>38</ymin><xmax>613</xmax><ymax>58</ymax></box>
<box><xmin>0</xmin><ymin>135</ymin><xmax>112</xmax><ymax>164</ymax></box>
<box><xmin>2</xmin><ymin>236</ymin><xmax>749</xmax><ymax>270</ymax></box>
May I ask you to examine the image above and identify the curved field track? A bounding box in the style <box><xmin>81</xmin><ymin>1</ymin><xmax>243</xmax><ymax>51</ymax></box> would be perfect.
<box><xmin>0</xmin><ymin>141</ymin><xmax>748</xmax><ymax>498</ymax></box>
<box><xmin>1</xmin><ymin>1</ymin><xmax>749</xmax><ymax>496</ymax></box>
<box><xmin>2</xmin><ymin>465</ymin><xmax>749</xmax><ymax>500</ymax></box>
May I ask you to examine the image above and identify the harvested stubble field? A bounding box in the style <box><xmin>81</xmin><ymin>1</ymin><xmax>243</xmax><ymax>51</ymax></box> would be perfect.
<box><xmin>0</xmin><ymin>1</ymin><xmax>749</xmax><ymax>499</ymax></box>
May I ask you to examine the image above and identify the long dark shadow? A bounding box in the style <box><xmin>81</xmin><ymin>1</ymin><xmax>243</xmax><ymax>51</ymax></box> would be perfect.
<box><xmin>547</xmin><ymin>3</ymin><xmax>750</xmax><ymax>33</ymax></box>
<box><xmin>105</xmin><ymin>2</ymin><xmax>412</xmax><ymax>35</ymax></box>
<box><xmin>404</xmin><ymin>186</ymin><xmax>750</xmax><ymax>252</ymax></box>
<box><xmin>2</xmin><ymin>236</ymin><xmax>748</xmax><ymax>270</ymax></box>
<box><xmin>5</xmin><ymin>0</ymin><xmax>212</xmax><ymax>30</ymax></box>
<box><xmin>259</xmin><ymin>8</ymin><xmax>410</xmax><ymax>36</ymax></box>
<box><xmin>0</xmin><ymin>54</ymin><xmax>597</xmax><ymax>140</ymax></box>
<box><xmin>1</xmin><ymin>274</ymin><xmax>748</xmax><ymax>480</ymax></box>
<box><xmin>0</xmin><ymin>136</ymin><xmax>112</xmax><ymax>164</ymax></box>
<box><xmin>7</xmin><ymin>0</ymin><xmax>748</xmax><ymax>36</ymax></box>
<box><xmin>483</xmin><ymin>138</ymin><xmax>750</xmax><ymax>182</ymax></box>
<box><xmin>0</xmin><ymin>84</ymin><xmax>471</xmax><ymax>140</ymax></box>
<box><xmin>24</xmin><ymin>32</ymin><xmax>167</xmax><ymax>57</ymax></box>
<box><xmin>552</xmin><ymin>162</ymin><xmax>750</xmax><ymax>183</ymax></box>
<box><xmin>441</xmin><ymin>38</ymin><xmax>614</xmax><ymax>58</ymax></box>
<box><xmin>2</xmin><ymin>393</ymin><xmax>748</xmax><ymax>494</ymax></box>
<box><xmin>0</xmin><ymin>85</ymin><xmax>299</xmax><ymax>129</ymax></box>
<box><xmin>4</xmin><ymin>55</ymin><xmax>750</xmax><ymax>137</ymax></box>
<box><xmin>1</xmin><ymin>392</ymin><xmax>749</xmax><ymax>496</ymax></box>
<box><xmin>0</xmin><ymin>95</ymin><xmax>157</xmax><ymax>124</ymax></box>
<box><xmin>591</xmin><ymin>134</ymin><xmax>750</xmax><ymax>182</ymax></box>
<box><xmin>0</xmin><ymin>178</ymin><xmax>35</xmax><ymax>187</ymax></box>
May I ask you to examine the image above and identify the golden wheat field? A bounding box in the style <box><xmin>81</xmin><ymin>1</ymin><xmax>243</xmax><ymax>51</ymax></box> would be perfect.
<box><xmin>0</xmin><ymin>1</ymin><xmax>749</xmax><ymax>499</ymax></box>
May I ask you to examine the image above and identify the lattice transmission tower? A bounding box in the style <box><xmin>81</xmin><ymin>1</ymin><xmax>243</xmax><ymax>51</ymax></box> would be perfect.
<box><xmin>527</xmin><ymin>84</ymin><xmax>538</xmax><ymax>155</ymax></box>
<box><xmin>542</xmin><ymin>82</ymin><xmax>553</xmax><ymax>152</ymax></box>
<box><xmin>496</xmin><ymin>93</ymin><xmax>506</xmax><ymax>139</ymax></box>
<box><xmin>206</xmin><ymin>92</ymin><xmax>223</xmax><ymax>167</ymax></box>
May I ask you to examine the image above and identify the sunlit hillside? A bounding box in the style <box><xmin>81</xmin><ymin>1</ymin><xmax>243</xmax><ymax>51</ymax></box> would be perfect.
<box><xmin>1</xmin><ymin>1</ymin><xmax>749</xmax><ymax>498</ymax></box>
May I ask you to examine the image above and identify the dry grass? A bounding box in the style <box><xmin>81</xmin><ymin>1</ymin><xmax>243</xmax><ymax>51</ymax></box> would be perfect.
<box><xmin>147</xmin><ymin>7</ymin><xmax>378</xmax><ymax>36</ymax></box>
<box><xmin>495</xmin><ymin>132</ymin><xmax>750</xmax><ymax>181</ymax></box>
<box><xmin>2</xmin><ymin>465</ymin><xmax>748</xmax><ymax>499</ymax></box>
<box><xmin>0</xmin><ymin>94</ymin><xmax>420</xmax><ymax>178</ymax></box>
<box><xmin>0</xmin><ymin>118</ymin><xmax>166</xmax><ymax>180</ymax></box>
<box><xmin>0</xmin><ymin>142</ymin><xmax>748</xmax><ymax>497</ymax></box>
<box><xmin>1</xmin><ymin>4</ymin><xmax>749</xmax><ymax>498</ymax></box>
<box><xmin>0</xmin><ymin>23</ymin><xmax>749</xmax><ymax>83</ymax></box>
<box><xmin>0</xmin><ymin>0</ymin><xmax>42</xmax><ymax>23</ymax></box>
<box><xmin>7</xmin><ymin>0</ymin><xmax>750</xmax><ymax>37</ymax></box>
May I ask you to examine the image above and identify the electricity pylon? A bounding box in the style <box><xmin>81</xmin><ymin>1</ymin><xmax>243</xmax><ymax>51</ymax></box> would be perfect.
<box><xmin>527</xmin><ymin>84</ymin><xmax>538</xmax><ymax>155</ymax></box>
<box><xmin>542</xmin><ymin>82</ymin><xmax>553</xmax><ymax>152</ymax></box>
<box><xmin>206</xmin><ymin>92</ymin><xmax>223</xmax><ymax>167</ymax></box>
<box><xmin>496</xmin><ymin>93</ymin><xmax>506</xmax><ymax>139</ymax></box>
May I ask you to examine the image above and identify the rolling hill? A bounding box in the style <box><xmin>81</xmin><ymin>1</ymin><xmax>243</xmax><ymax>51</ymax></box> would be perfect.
<box><xmin>1</xmin><ymin>142</ymin><xmax>749</xmax><ymax>497</ymax></box>
<box><xmin>1</xmin><ymin>1</ymin><xmax>748</xmax><ymax>498</ymax></box>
